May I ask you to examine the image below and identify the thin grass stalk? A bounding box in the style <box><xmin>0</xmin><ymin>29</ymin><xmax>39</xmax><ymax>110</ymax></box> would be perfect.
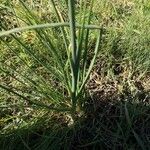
<box><xmin>75</xmin><ymin>24</ymin><xmax>86</xmax><ymax>93</ymax></box>
<box><xmin>50</xmin><ymin>0</ymin><xmax>68</xmax><ymax>51</ymax></box>
<box><xmin>68</xmin><ymin>0</ymin><xmax>78</xmax><ymax>112</ymax></box>
<box><xmin>76</xmin><ymin>1</ymin><xmax>90</xmax><ymax>90</ymax></box>
<box><xmin>78</xmin><ymin>28</ymin><xmax>103</xmax><ymax>96</ymax></box>
<box><xmin>82</xmin><ymin>0</ymin><xmax>94</xmax><ymax>80</ymax></box>
<box><xmin>0</xmin><ymin>23</ymin><xmax>101</xmax><ymax>37</ymax></box>
<box><xmin>50</xmin><ymin>0</ymin><xmax>72</xmax><ymax>91</ymax></box>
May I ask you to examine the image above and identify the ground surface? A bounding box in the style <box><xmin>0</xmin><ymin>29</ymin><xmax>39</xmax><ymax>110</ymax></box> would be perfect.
<box><xmin>0</xmin><ymin>0</ymin><xmax>150</xmax><ymax>149</ymax></box>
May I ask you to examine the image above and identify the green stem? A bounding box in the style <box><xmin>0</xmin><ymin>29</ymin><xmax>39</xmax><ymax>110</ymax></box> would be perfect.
<box><xmin>68</xmin><ymin>0</ymin><xmax>78</xmax><ymax>111</ymax></box>
<box><xmin>0</xmin><ymin>23</ymin><xmax>101</xmax><ymax>37</ymax></box>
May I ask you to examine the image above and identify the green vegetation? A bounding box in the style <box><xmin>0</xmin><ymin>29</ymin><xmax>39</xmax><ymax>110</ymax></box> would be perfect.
<box><xmin>0</xmin><ymin>0</ymin><xmax>150</xmax><ymax>149</ymax></box>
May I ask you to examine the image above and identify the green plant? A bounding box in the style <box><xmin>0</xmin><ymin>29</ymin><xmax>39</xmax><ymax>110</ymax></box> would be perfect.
<box><xmin>0</xmin><ymin>0</ymin><xmax>102</xmax><ymax>119</ymax></box>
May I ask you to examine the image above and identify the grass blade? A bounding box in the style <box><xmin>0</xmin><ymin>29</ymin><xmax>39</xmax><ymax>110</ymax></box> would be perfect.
<box><xmin>78</xmin><ymin>28</ymin><xmax>103</xmax><ymax>95</ymax></box>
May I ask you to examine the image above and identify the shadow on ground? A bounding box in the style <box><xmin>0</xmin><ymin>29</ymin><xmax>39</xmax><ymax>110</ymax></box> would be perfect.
<box><xmin>0</xmin><ymin>97</ymin><xmax>150</xmax><ymax>150</ymax></box>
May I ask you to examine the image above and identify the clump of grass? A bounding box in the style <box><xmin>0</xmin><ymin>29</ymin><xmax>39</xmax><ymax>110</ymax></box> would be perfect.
<box><xmin>0</xmin><ymin>0</ymin><xmax>103</xmax><ymax>120</ymax></box>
